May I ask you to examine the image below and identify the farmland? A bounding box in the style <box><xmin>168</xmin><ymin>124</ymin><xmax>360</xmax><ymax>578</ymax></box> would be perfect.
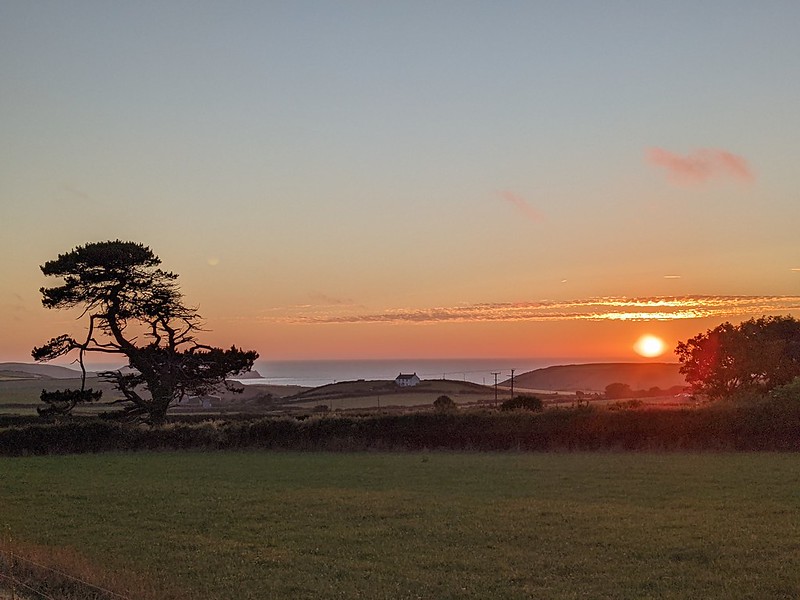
<box><xmin>2</xmin><ymin>452</ymin><xmax>799</xmax><ymax>599</ymax></box>
<box><xmin>0</xmin><ymin>362</ymin><xmax>697</xmax><ymax>418</ymax></box>
<box><xmin>0</xmin><ymin>375</ymin><xmax>501</xmax><ymax>416</ymax></box>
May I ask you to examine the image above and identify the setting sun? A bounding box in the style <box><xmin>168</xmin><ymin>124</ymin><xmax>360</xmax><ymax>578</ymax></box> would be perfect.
<box><xmin>634</xmin><ymin>334</ymin><xmax>667</xmax><ymax>358</ymax></box>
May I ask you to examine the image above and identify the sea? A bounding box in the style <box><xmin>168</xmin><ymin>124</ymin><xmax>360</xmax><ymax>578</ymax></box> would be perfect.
<box><xmin>239</xmin><ymin>358</ymin><xmax>597</xmax><ymax>387</ymax></box>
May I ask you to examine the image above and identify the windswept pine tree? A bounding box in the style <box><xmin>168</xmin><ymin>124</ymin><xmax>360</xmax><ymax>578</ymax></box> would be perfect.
<box><xmin>33</xmin><ymin>240</ymin><xmax>258</xmax><ymax>423</ymax></box>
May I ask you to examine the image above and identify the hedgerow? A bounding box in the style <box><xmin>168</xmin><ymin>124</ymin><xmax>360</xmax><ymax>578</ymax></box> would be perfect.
<box><xmin>2</xmin><ymin>397</ymin><xmax>800</xmax><ymax>455</ymax></box>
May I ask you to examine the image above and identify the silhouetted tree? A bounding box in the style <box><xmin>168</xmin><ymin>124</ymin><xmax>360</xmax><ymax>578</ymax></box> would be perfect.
<box><xmin>676</xmin><ymin>315</ymin><xmax>800</xmax><ymax>400</ymax></box>
<box><xmin>32</xmin><ymin>241</ymin><xmax>258</xmax><ymax>424</ymax></box>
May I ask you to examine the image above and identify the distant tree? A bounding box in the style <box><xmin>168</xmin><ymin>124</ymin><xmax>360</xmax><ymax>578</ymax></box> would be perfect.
<box><xmin>604</xmin><ymin>382</ymin><xmax>633</xmax><ymax>400</ymax></box>
<box><xmin>500</xmin><ymin>395</ymin><xmax>543</xmax><ymax>412</ymax></box>
<box><xmin>32</xmin><ymin>241</ymin><xmax>258</xmax><ymax>424</ymax></box>
<box><xmin>676</xmin><ymin>316</ymin><xmax>800</xmax><ymax>400</ymax></box>
<box><xmin>433</xmin><ymin>395</ymin><xmax>456</xmax><ymax>412</ymax></box>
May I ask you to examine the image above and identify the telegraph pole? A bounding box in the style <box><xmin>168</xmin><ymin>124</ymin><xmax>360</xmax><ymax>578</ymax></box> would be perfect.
<box><xmin>510</xmin><ymin>368</ymin><xmax>515</xmax><ymax>398</ymax></box>
<box><xmin>491</xmin><ymin>372</ymin><xmax>500</xmax><ymax>406</ymax></box>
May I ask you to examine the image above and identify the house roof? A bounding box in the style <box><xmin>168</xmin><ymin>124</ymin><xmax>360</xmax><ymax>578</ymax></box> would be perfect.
<box><xmin>396</xmin><ymin>373</ymin><xmax>418</xmax><ymax>379</ymax></box>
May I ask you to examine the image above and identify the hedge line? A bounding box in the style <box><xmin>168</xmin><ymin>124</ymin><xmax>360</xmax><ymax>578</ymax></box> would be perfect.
<box><xmin>1</xmin><ymin>401</ymin><xmax>799</xmax><ymax>456</ymax></box>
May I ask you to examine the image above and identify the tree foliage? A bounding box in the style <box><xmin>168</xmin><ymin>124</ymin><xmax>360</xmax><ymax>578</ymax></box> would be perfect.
<box><xmin>33</xmin><ymin>241</ymin><xmax>258</xmax><ymax>423</ymax></box>
<box><xmin>38</xmin><ymin>388</ymin><xmax>103</xmax><ymax>419</ymax></box>
<box><xmin>675</xmin><ymin>315</ymin><xmax>800</xmax><ymax>400</ymax></box>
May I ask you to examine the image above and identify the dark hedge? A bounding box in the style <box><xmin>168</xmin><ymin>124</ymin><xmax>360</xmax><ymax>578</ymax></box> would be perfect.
<box><xmin>1</xmin><ymin>400</ymin><xmax>800</xmax><ymax>456</ymax></box>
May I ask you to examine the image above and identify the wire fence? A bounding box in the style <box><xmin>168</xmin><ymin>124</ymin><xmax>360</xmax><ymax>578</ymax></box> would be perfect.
<box><xmin>0</xmin><ymin>548</ymin><xmax>130</xmax><ymax>600</ymax></box>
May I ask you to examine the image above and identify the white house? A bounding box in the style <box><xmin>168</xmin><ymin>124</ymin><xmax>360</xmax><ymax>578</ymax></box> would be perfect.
<box><xmin>395</xmin><ymin>373</ymin><xmax>421</xmax><ymax>387</ymax></box>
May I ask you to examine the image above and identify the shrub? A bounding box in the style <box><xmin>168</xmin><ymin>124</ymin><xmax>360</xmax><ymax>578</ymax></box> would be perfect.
<box><xmin>500</xmin><ymin>396</ymin><xmax>543</xmax><ymax>412</ymax></box>
<box><xmin>433</xmin><ymin>395</ymin><xmax>457</xmax><ymax>412</ymax></box>
<box><xmin>608</xmin><ymin>399</ymin><xmax>644</xmax><ymax>411</ymax></box>
<box><xmin>605</xmin><ymin>382</ymin><xmax>632</xmax><ymax>399</ymax></box>
<box><xmin>770</xmin><ymin>377</ymin><xmax>800</xmax><ymax>403</ymax></box>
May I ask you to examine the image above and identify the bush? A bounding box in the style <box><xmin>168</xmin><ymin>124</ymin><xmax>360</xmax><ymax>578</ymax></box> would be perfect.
<box><xmin>605</xmin><ymin>382</ymin><xmax>632</xmax><ymax>399</ymax></box>
<box><xmin>433</xmin><ymin>395</ymin><xmax>457</xmax><ymax>412</ymax></box>
<box><xmin>500</xmin><ymin>396</ymin><xmax>543</xmax><ymax>412</ymax></box>
<box><xmin>770</xmin><ymin>377</ymin><xmax>800</xmax><ymax>403</ymax></box>
<box><xmin>608</xmin><ymin>399</ymin><xmax>644</xmax><ymax>411</ymax></box>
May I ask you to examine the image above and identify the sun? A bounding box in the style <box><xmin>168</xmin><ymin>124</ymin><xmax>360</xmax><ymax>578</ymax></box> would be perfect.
<box><xmin>634</xmin><ymin>334</ymin><xmax>667</xmax><ymax>358</ymax></box>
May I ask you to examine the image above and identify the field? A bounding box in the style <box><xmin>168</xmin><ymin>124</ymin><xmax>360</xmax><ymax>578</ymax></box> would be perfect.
<box><xmin>0</xmin><ymin>377</ymin><xmax>307</xmax><ymax>416</ymax></box>
<box><xmin>288</xmin><ymin>379</ymin><xmax>498</xmax><ymax>410</ymax></box>
<box><xmin>0</xmin><ymin>378</ymin><xmax>122</xmax><ymax>416</ymax></box>
<box><xmin>0</xmin><ymin>363</ymin><xmax>692</xmax><ymax>415</ymax></box>
<box><xmin>2</xmin><ymin>452</ymin><xmax>799</xmax><ymax>599</ymax></box>
<box><xmin>0</xmin><ymin>377</ymin><xmax>500</xmax><ymax>416</ymax></box>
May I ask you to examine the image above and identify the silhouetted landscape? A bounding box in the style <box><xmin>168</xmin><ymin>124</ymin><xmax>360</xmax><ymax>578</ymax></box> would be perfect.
<box><xmin>3</xmin><ymin>2</ymin><xmax>800</xmax><ymax>598</ymax></box>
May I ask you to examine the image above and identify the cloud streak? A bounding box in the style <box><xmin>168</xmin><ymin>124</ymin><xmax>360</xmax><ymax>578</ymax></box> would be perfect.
<box><xmin>499</xmin><ymin>190</ymin><xmax>544</xmax><ymax>222</ymax></box>
<box><xmin>269</xmin><ymin>296</ymin><xmax>800</xmax><ymax>325</ymax></box>
<box><xmin>646</xmin><ymin>148</ymin><xmax>754</xmax><ymax>185</ymax></box>
<box><xmin>307</xmin><ymin>292</ymin><xmax>355</xmax><ymax>306</ymax></box>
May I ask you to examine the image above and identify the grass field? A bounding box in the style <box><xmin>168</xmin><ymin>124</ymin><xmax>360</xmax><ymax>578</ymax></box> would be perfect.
<box><xmin>288</xmin><ymin>379</ymin><xmax>497</xmax><ymax>410</ymax></box>
<box><xmin>1</xmin><ymin>452</ymin><xmax>799</xmax><ymax>599</ymax></box>
<box><xmin>0</xmin><ymin>379</ymin><xmax>500</xmax><ymax>418</ymax></box>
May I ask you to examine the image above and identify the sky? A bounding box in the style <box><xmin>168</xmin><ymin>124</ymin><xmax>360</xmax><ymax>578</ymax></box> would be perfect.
<box><xmin>2</xmin><ymin>1</ymin><xmax>800</xmax><ymax>364</ymax></box>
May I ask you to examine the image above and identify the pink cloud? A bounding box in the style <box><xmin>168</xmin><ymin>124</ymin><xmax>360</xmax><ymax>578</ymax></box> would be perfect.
<box><xmin>499</xmin><ymin>190</ymin><xmax>544</xmax><ymax>222</ymax></box>
<box><xmin>646</xmin><ymin>148</ymin><xmax>754</xmax><ymax>185</ymax></box>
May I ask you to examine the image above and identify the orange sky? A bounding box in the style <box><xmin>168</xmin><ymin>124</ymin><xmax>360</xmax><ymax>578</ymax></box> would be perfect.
<box><xmin>3</xmin><ymin>4</ymin><xmax>800</xmax><ymax>365</ymax></box>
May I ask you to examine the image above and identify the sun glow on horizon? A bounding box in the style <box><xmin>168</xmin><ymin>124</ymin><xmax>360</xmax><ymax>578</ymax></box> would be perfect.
<box><xmin>633</xmin><ymin>334</ymin><xmax>667</xmax><ymax>358</ymax></box>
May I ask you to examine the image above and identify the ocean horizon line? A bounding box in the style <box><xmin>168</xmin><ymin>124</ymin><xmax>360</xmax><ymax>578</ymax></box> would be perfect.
<box><xmin>240</xmin><ymin>357</ymin><xmax>676</xmax><ymax>387</ymax></box>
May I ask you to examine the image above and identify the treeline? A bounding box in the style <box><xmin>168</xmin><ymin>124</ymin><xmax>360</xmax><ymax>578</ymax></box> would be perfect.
<box><xmin>2</xmin><ymin>397</ymin><xmax>800</xmax><ymax>455</ymax></box>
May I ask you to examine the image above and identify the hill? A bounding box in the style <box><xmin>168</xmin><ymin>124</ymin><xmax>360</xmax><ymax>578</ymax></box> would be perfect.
<box><xmin>508</xmin><ymin>362</ymin><xmax>685</xmax><ymax>393</ymax></box>
<box><xmin>0</xmin><ymin>362</ymin><xmax>95</xmax><ymax>380</ymax></box>
<box><xmin>284</xmin><ymin>379</ymin><xmax>494</xmax><ymax>410</ymax></box>
<box><xmin>289</xmin><ymin>379</ymin><xmax>491</xmax><ymax>402</ymax></box>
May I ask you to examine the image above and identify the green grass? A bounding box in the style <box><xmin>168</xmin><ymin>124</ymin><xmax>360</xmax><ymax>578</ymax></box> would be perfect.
<box><xmin>1</xmin><ymin>452</ymin><xmax>799</xmax><ymax>599</ymax></box>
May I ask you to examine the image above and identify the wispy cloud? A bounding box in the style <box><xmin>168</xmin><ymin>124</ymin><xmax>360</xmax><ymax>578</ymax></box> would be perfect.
<box><xmin>499</xmin><ymin>190</ymin><xmax>544</xmax><ymax>223</ymax></box>
<box><xmin>307</xmin><ymin>292</ymin><xmax>355</xmax><ymax>306</ymax></box>
<box><xmin>646</xmin><ymin>148</ymin><xmax>754</xmax><ymax>185</ymax></box>
<box><xmin>61</xmin><ymin>184</ymin><xmax>95</xmax><ymax>205</ymax></box>
<box><xmin>267</xmin><ymin>296</ymin><xmax>800</xmax><ymax>324</ymax></box>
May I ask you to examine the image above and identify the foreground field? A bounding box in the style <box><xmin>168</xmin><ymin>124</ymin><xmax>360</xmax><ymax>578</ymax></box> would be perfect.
<box><xmin>2</xmin><ymin>452</ymin><xmax>799</xmax><ymax>599</ymax></box>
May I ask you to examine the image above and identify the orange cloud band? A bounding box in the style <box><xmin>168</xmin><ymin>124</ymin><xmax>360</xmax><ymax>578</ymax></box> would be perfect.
<box><xmin>268</xmin><ymin>295</ymin><xmax>800</xmax><ymax>324</ymax></box>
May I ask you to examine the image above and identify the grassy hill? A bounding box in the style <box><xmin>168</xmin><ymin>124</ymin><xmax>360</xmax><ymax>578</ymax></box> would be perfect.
<box><xmin>0</xmin><ymin>362</ymin><xmax>95</xmax><ymax>380</ymax></box>
<box><xmin>509</xmin><ymin>362</ymin><xmax>685</xmax><ymax>392</ymax></box>
<box><xmin>287</xmin><ymin>379</ymin><xmax>495</xmax><ymax>409</ymax></box>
